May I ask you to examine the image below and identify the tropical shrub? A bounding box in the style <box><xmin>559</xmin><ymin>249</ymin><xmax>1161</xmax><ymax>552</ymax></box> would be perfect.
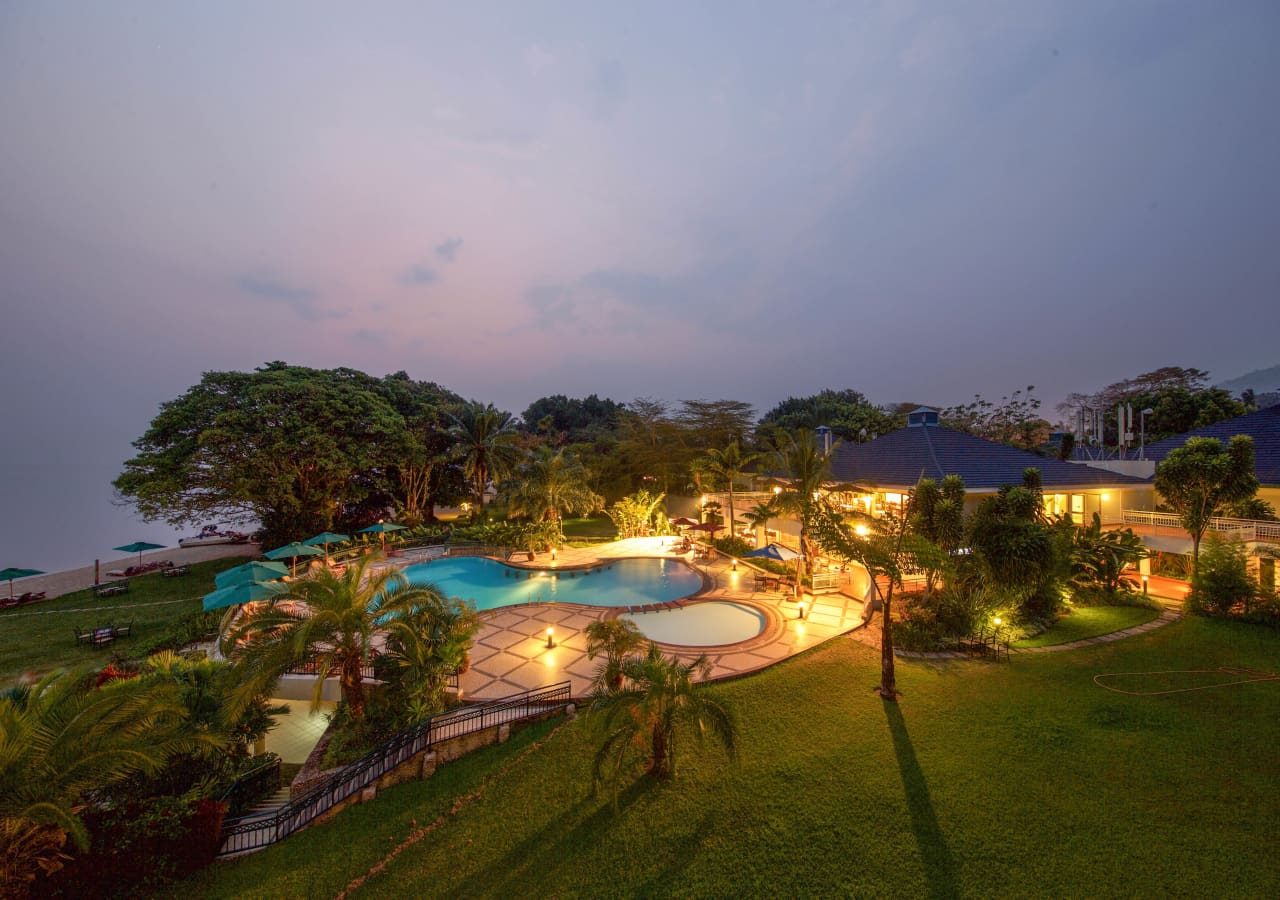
<box><xmin>0</xmin><ymin>670</ymin><xmax>202</xmax><ymax>893</ymax></box>
<box><xmin>379</xmin><ymin>588</ymin><xmax>479</xmax><ymax>722</ymax></box>
<box><xmin>223</xmin><ymin>555</ymin><xmax>440</xmax><ymax>720</ymax></box>
<box><xmin>1068</xmin><ymin>514</ymin><xmax>1147</xmax><ymax>601</ymax></box>
<box><xmin>590</xmin><ymin>644</ymin><xmax>737</xmax><ymax>798</ymax></box>
<box><xmin>1191</xmin><ymin>537</ymin><xmax>1256</xmax><ymax>616</ymax></box>
<box><xmin>606</xmin><ymin>490</ymin><xmax>669</xmax><ymax>538</ymax></box>
<box><xmin>584</xmin><ymin>619</ymin><xmax>646</xmax><ymax>693</ymax></box>
<box><xmin>710</xmin><ymin>535</ymin><xmax>753</xmax><ymax>558</ymax></box>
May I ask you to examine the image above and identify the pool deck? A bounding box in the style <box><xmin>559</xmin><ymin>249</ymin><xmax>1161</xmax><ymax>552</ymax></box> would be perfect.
<box><xmin>439</xmin><ymin>538</ymin><xmax>868</xmax><ymax>701</ymax></box>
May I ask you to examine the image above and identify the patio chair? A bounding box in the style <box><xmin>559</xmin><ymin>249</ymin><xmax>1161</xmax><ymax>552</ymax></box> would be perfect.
<box><xmin>113</xmin><ymin>621</ymin><xmax>133</xmax><ymax>638</ymax></box>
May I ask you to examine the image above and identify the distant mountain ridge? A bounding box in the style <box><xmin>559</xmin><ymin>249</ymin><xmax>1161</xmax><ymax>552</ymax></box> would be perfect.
<box><xmin>1217</xmin><ymin>364</ymin><xmax>1280</xmax><ymax>396</ymax></box>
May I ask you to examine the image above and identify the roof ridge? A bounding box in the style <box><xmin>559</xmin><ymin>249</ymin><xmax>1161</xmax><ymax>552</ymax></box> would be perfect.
<box><xmin>919</xmin><ymin>421</ymin><xmax>945</xmax><ymax>480</ymax></box>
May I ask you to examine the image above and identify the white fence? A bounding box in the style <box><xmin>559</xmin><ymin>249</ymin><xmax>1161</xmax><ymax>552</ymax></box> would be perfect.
<box><xmin>1121</xmin><ymin>510</ymin><xmax>1280</xmax><ymax>543</ymax></box>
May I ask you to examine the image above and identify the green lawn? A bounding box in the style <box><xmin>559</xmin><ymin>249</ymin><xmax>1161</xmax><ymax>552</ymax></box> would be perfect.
<box><xmin>185</xmin><ymin>616</ymin><xmax>1280</xmax><ymax>898</ymax></box>
<box><xmin>1014</xmin><ymin>604</ymin><xmax>1162</xmax><ymax>648</ymax></box>
<box><xmin>0</xmin><ymin>558</ymin><xmax>249</xmax><ymax>685</ymax></box>
<box><xmin>561</xmin><ymin>516</ymin><xmax>617</xmax><ymax>539</ymax></box>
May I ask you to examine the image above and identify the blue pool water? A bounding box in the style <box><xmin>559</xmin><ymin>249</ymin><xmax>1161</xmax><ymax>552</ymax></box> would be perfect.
<box><xmin>400</xmin><ymin>556</ymin><xmax>703</xmax><ymax>612</ymax></box>
<box><xmin>623</xmin><ymin>601</ymin><xmax>767</xmax><ymax>646</ymax></box>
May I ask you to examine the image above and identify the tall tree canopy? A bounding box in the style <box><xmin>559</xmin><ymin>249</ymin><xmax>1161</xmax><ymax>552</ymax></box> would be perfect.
<box><xmin>115</xmin><ymin>363</ymin><xmax>406</xmax><ymax>546</ymax></box>
<box><xmin>1154</xmin><ymin>435</ymin><xmax>1258</xmax><ymax>575</ymax></box>
<box><xmin>758</xmin><ymin>389</ymin><xmax>899</xmax><ymax>444</ymax></box>
<box><xmin>521</xmin><ymin>394</ymin><xmax>625</xmax><ymax>442</ymax></box>
<box><xmin>446</xmin><ymin>400</ymin><xmax>524</xmax><ymax>508</ymax></box>
<box><xmin>377</xmin><ymin>372</ymin><xmax>464</xmax><ymax>524</ymax></box>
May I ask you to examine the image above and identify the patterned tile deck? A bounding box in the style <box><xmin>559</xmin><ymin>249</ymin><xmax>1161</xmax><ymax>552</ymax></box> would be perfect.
<box><xmin>430</xmin><ymin>538</ymin><xmax>868</xmax><ymax>701</ymax></box>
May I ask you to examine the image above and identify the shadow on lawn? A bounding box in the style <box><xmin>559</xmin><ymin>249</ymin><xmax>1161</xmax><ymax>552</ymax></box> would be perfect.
<box><xmin>469</xmin><ymin>777</ymin><xmax>654</xmax><ymax>895</ymax></box>
<box><xmin>883</xmin><ymin>700</ymin><xmax>959</xmax><ymax>900</ymax></box>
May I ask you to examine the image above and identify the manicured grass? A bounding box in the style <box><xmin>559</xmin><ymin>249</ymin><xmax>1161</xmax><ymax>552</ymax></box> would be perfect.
<box><xmin>0</xmin><ymin>558</ymin><xmax>248</xmax><ymax>685</ymax></box>
<box><xmin>1014</xmin><ymin>604</ymin><xmax>1162</xmax><ymax>648</ymax></box>
<box><xmin>187</xmin><ymin>617</ymin><xmax>1280</xmax><ymax>898</ymax></box>
<box><xmin>561</xmin><ymin>516</ymin><xmax>617</xmax><ymax>539</ymax></box>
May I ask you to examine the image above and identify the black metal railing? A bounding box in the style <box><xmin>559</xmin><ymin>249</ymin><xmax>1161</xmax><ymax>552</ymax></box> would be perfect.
<box><xmin>283</xmin><ymin>656</ymin><xmax>379</xmax><ymax>681</ymax></box>
<box><xmin>217</xmin><ymin>681</ymin><xmax>571</xmax><ymax>857</ymax></box>
<box><xmin>219</xmin><ymin>755</ymin><xmax>282</xmax><ymax>818</ymax></box>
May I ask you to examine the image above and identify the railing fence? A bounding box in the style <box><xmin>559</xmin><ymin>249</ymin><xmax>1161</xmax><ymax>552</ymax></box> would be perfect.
<box><xmin>217</xmin><ymin>681</ymin><xmax>571</xmax><ymax>857</ymax></box>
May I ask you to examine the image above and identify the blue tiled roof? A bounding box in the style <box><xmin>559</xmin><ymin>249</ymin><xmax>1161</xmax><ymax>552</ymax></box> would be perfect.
<box><xmin>826</xmin><ymin>425</ymin><xmax>1146</xmax><ymax>490</ymax></box>
<box><xmin>1141</xmin><ymin>404</ymin><xmax>1280</xmax><ymax>485</ymax></box>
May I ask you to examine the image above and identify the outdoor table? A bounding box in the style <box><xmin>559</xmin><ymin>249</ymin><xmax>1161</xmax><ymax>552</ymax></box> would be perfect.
<box><xmin>91</xmin><ymin>628</ymin><xmax>116</xmax><ymax>649</ymax></box>
<box><xmin>94</xmin><ymin>582</ymin><xmax>128</xmax><ymax>598</ymax></box>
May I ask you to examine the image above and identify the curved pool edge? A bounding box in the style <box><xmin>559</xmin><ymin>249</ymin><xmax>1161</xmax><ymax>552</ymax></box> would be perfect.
<box><xmin>606</xmin><ymin>598</ymin><xmax>785</xmax><ymax>655</ymax></box>
<box><xmin>401</xmin><ymin>553</ymin><xmax>714</xmax><ymax>608</ymax></box>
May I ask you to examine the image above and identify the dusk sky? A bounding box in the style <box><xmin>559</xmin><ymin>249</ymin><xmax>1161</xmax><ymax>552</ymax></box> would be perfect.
<box><xmin>2</xmin><ymin>1</ymin><xmax>1279</xmax><ymax>569</ymax></box>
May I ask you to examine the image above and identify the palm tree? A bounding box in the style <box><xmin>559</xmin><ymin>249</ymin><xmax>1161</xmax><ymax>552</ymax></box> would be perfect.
<box><xmin>772</xmin><ymin>430</ymin><xmax>833</xmax><ymax>586</ymax></box>
<box><xmin>446</xmin><ymin>401</ymin><xmax>525</xmax><ymax>509</ymax></box>
<box><xmin>222</xmin><ymin>554</ymin><xmax>437</xmax><ymax>718</ymax></box>
<box><xmin>591</xmin><ymin>644</ymin><xmax>737</xmax><ymax>796</ymax></box>
<box><xmin>693</xmin><ymin>441</ymin><xmax>761</xmax><ymax>542</ymax></box>
<box><xmin>505</xmin><ymin>447</ymin><xmax>603</xmax><ymax>527</ymax></box>
<box><xmin>380</xmin><ymin>588</ymin><xmax>481</xmax><ymax>721</ymax></box>
<box><xmin>584</xmin><ymin>618</ymin><xmax>646</xmax><ymax>693</ymax></box>
<box><xmin>0</xmin><ymin>670</ymin><xmax>199</xmax><ymax>888</ymax></box>
<box><xmin>742</xmin><ymin>500</ymin><xmax>776</xmax><ymax>545</ymax></box>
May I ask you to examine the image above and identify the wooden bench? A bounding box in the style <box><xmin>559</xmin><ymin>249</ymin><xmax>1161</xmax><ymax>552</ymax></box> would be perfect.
<box><xmin>162</xmin><ymin>565</ymin><xmax>190</xmax><ymax>578</ymax></box>
<box><xmin>94</xmin><ymin>582</ymin><xmax>129</xmax><ymax>598</ymax></box>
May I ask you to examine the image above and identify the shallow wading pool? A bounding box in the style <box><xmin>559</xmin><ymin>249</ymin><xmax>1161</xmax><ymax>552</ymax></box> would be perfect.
<box><xmin>622</xmin><ymin>601</ymin><xmax>767</xmax><ymax>646</ymax></box>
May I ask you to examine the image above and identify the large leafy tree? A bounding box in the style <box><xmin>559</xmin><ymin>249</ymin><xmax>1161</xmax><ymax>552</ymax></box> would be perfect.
<box><xmin>222</xmin><ymin>555</ymin><xmax>439</xmax><ymax>719</ymax></box>
<box><xmin>504</xmin><ymin>447</ymin><xmax>604</xmax><ymax>526</ymax></box>
<box><xmin>692</xmin><ymin>441</ymin><xmax>761</xmax><ymax>540</ymax></box>
<box><xmin>758</xmin><ymin>389</ymin><xmax>899</xmax><ymax>444</ymax></box>
<box><xmin>675</xmin><ymin>399</ymin><xmax>756</xmax><ymax>449</ymax></box>
<box><xmin>378</xmin><ymin>373</ymin><xmax>464</xmax><ymax>524</ymax></box>
<box><xmin>591</xmin><ymin>644</ymin><xmax>737</xmax><ymax>793</ymax></box>
<box><xmin>807</xmin><ymin>499</ymin><xmax>928</xmax><ymax>701</ymax></box>
<box><xmin>521</xmin><ymin>394</ymin><xmax>624</xmax><ymax>442</ymax></box>
<box><xmin>446</xmin><ymin>401</ymin><xmax>525</xmax><ymax>509</ymax></box>
<box><xmin>613</xmin><ymin>398</ymin><xmax>693</xmax><ymax>495</ymax></box>
<box><xmin>115</xmin><ymin>363</ymin><xmax>406</xmax><ymax>546</ymax></box>
<box><xmin>1154</xmin><ymin>435</ymin><xmax>1258</xmax><ymax>577</ymax></box>
<box><xmin>0</xmin><ymin>671</ymin><xmax>201</xmax><ymax>889</ymax></box>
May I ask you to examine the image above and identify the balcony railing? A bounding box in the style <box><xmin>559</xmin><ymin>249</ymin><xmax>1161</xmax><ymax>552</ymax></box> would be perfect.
<box><xmin>1121</xmin><ymin>510</ymin><xmax>1280</xmax><ymax>543</ymax></box>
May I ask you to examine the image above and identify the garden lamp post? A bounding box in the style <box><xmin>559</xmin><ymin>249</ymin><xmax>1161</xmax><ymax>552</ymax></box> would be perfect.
<box><xmin>1139</xmin><ymin>407</ymin><xmax>1154</xmax><ymax>459</ymax></box>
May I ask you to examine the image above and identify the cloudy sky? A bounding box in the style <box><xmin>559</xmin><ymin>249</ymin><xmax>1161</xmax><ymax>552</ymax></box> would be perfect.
<box><xmin>2</xmin><ymin>1</ymin><xmax>1278</xmax><ymax>568</ymax></box>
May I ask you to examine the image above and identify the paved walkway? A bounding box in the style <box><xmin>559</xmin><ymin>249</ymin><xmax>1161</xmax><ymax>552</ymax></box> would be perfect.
<box><xmin>859</xmin><ymin>602</ymin><xmax>1184</xmax><ymax>660</ymax></box>
<box><xmin>431</xmin><ymin>538</ymin><xmax>867</xmax><ymax>701</ymax></box>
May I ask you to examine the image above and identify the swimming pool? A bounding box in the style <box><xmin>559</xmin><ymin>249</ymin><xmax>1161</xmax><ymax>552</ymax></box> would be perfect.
<box><xmin>623</xmin><ymin>601</ymin><xmax>768</xmax><ymax>646</ymax></box>
<box><xmin>400</xmin><ymin>556</ymin><xmax>703</xmax><ymax>612</ymax></box>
